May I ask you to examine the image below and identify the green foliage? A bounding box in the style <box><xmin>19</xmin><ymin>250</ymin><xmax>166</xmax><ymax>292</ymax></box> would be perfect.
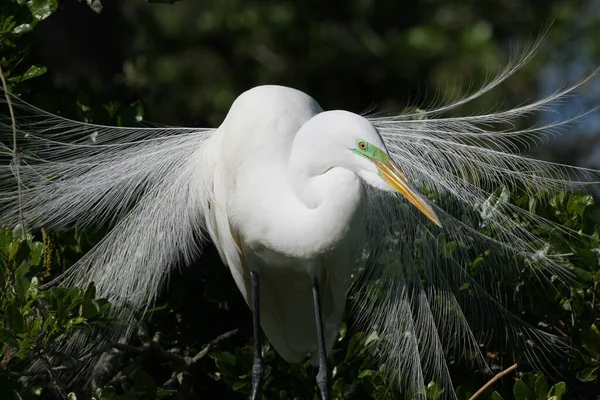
<box><xmin>0</xmin><ymin>226</ymin><xmax>112</xmax><ymax>399</ymax></box>
<box><xmin>0</xmin><ymin>0</ymin><xmax>57</xmax><ymax>92</ymax></box>
<box><xmin>501</xmin><ymin>373</ymin><xmax>566</xmax><ymax>400</ymax></box>
<box><xmin>207</xmin><ymin>327</ymin><xmax>394</xmax><ymax>399</ymax></box>
<box><xmin>91</xmin><ymin>371</ymin><xmax>177</xmax><ymax>400</ymax></box>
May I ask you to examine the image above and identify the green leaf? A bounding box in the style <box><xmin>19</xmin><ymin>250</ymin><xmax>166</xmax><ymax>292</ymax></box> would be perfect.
<box><xmin>364</xmin><ymin>330</ymin><xmax>379</xmax><ymax>346</ymax></box>
<box><xmin>13</xmin><ymin>23</ymin><xmax>34</xmax><ymax>34</ymax></box>
<box><xmin>513</xmin><ymin>379</ymin><xmax>534</xmax><ymax>400</ymax></box>
<box><xmin>65</xmin><ymin>317</ymin><xmax>85</xmax><ymax>330</ymax></box>
<box><xmin>14</xmin><ymin>261</ymin><xmax>31</xmax><ymax>277</ymax></box>
<box><xmin>29</xmin><ymin>242</ymin><xmax>43</xmax><ymax>266</ymax></box>
<box><xmin>0</xmin><ymin>15</ymin><xmax>17</xmax><ymax>35</ymax></box>
<box><xmin>581</xmin><ymin>324</ymin><xmax>600</xmax><ymax>357</ymax></box>
<box><xmin>345</xmin><ymin>332</ymin><xmax>364</xmax><ymax>360</ymax></box>
<box><xmin>27</xmin><ymin>0</ymin><xmax>58</xmax><ymax>21</ymax></box>
<box><xmin>425</xmin><ymin>381</ymin><xmax>444</xmax><ymax>399</ymax></box>
<box><xmin>83</xmin><ymin>283</ymin><xmax>96</xmax><ymax>300</ymax></box>
<box><xmin>455</xmin><ymin>385</ymin><xmax>475</xmax><ymax>400</ymax></box>
<box><xmin>79</xmin><ymin>299</ymin><xmax>100</xmax><ymax>319</ymax></box>
<box><xmin>0</xmin><ymin>226</ymin><xmax>13</xmax><ymax>251</ymax></box>
<box><xmin>7</xmin><ymin>65</ymin><xmax>47</xmax><ymax>83</ymax></box>
<box><xmin>15</xmin><ymin>272</ymin><xmax>30</xmax><ymax>299</ymax></box>
<box><xmin>0</xmin><ymin>328</ymin><xmax>18</xmax><ymax>347</ymax></box>
<box><xmin>27</xmin><ymin>276</ymin><xmax>39</xmax><ymax>298</ymax></box>
<box><xmin>571</xmin><ymin>266</ymin><xmax>593</xmax><ymax>282</ymax></box>
<box><xmin>576</xmin><ymin>367</ymin><xmax>597</xmax><ymax>382</ymax></box>
<box><xmin>567</xmin><ymin>193</ymin><xmax>594</xmax><ymax>217</ymax></box>
<box><xmin>491</xmin><ymin>392</ymin><xmax>505</xmax><ymax>400</ymax></box>
<box><xmin>8</xmin><ymin>241</ymin><xmax>29</xmax><ymax>265</ymax></box>
<box><xmin>210</xmin><ymin>351</ymin><xmax>236</xmax><ymax>365</ymax></box>
<box><xmin>6</xmin><ymin>304</ymin><xmax>24</xmax><ymax>334</ymax></box>
<box><xmin>533</xmin><ymin>374</ymin><xmax>548</xmax><ymax>400</ymax></box>
<box><xmin>358</xmin><ymin>369</ymin><xmax>375</xmax><ymax>379</ymax></box>
<box><xmin>547</xmin><ymin>382</ymin><xmax>566</xmax><ymax>400</ymax></box>
<box><xmin>339</xmin><ymin>322</ymin><xmax>347</xmax><ymax>341</ymax></box>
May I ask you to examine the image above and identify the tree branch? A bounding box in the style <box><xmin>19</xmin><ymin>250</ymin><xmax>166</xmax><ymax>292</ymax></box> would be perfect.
<box><xmin>7</xmin><ymin>326</ymin><xmax>238</xmax><ymax>394</ymax></box>
<box><xmin>191</xmin><ymin>328</ymin><xmax>239</xmax><ymax>363</ymax></box>
<box><xmin>469</xmin><ymin>363</ymin><xmax>518</xmax><ymax>400</ymax></box>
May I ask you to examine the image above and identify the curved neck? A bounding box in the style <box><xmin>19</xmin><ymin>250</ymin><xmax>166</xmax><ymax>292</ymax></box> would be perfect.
<box><xmin>284</xmin><ymin>135</ymin><xmax>366</xmax><ymax>255</ymax></box>
<box><xmin>287</xmin><ymin>126</ymin><xmax>347</xmax><ymax>207</ymax></box>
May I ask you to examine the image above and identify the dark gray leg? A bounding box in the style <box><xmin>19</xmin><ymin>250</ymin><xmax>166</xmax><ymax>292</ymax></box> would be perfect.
<box><xmin>312</xmin><ymin>277</ymin><xmax>330</xmax><ymax>400</ymax></box>
<box><xmin>251</xmin><ymin>270</ymin><xmax>264</xmax><ymax>400</ymax></box>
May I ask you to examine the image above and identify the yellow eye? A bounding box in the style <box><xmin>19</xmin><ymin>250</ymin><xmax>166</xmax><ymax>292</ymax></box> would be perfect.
<box><xmin>358</xmin><ymin>141</ymin><xmax>367</xmax><ymax>150</ymax></box>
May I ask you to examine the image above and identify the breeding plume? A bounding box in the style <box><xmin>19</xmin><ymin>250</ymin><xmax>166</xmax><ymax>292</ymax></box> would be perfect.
<box><xmin>1</xmin><ymin>45</ymin><xmax>599</xmax><ymax>399</ymax></box>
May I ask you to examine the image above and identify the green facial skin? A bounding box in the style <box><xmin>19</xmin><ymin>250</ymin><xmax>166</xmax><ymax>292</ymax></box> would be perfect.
<box><xmin>351</xmin><ymin>139</ymin><xmax>391</xmax><ymax>164</ymax></box>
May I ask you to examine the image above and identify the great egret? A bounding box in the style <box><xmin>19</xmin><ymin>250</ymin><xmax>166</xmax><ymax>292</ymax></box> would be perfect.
<box><xmin>1</xmin><ymin>45</ymin><xmax>599</xmax><ymax>399</ymax></box>
<box><xmin>211</xmin><ymin>90</ymin><xmax>440</xmax><ymax>399</ymax></box>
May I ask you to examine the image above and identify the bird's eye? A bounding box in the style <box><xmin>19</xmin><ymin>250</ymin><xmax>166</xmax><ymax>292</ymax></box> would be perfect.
<box><xmin>358</xmin><ymin>141</ymin><xmax>367</xmax><ymax>150</ymax></box>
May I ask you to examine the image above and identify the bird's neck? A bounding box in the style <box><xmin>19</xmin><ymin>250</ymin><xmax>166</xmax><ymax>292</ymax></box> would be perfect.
<box><xmin>288</xmin><ymin>138</ymin><xmax>334</xmax><ymax>207</ymax></box>
<box><xmin>286</xmin><ymin>137</ymin><xmax>367</xmax><ymax>250</ymax></box>
<box><xmin>287</xmin><ymin>129</ymin><xmax>346</xmax><ymax>206</ymax></box>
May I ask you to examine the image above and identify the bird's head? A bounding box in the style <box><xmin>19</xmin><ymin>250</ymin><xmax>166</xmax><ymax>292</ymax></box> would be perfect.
<box><xmin>297</xmin><ymin>110</ymin><xmax>441</xmax><ymax>226</ymax></box>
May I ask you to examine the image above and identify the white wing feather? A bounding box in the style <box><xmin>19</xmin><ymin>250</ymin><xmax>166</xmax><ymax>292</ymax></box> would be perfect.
<box><xmin>356</xmin><ymin>47</ymin><xmax>600</xmax><ymax>397</ymax></box>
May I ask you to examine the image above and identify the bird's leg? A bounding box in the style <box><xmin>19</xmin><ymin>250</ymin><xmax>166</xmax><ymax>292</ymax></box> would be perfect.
<box><xmin>312</xmin><ymin>276</ymin><xmax>330</xmax><ymax>400</ymax></box>
<box><xmin>250</xmin><ymin>270</ymin><xmax>264</xmax><ymax>400</ymax></box>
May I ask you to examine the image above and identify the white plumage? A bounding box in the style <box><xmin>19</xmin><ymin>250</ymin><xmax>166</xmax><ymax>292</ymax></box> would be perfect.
<box><xmin>210</xmin><ymin>86</ymin><xmax>368</xmax><ymax>363</ymax></box>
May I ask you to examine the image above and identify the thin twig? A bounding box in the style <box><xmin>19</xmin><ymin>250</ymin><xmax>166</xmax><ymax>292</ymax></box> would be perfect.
<box><xmin>191</xmin><ymin>328</ymin><xmax>239</xmax><ymax>363</ymax></box>
<box><xmin>469</xmin><ymin>363</ymin><xmax>518</xmax><ymax>400</ymax></box>
<box><xmin>0</xmin><ymin>66</ymin><xmax>24</xmax><ymax>236</ymax></box>
<box><xmin>114</xmin><ymin>342</ymin><xmax>149</xmax><ymax>355</ymax></box>
<box><xmin>152</xmin><ymin>341</ymin><xmax>187</xmax><ymax>367</ymax></box>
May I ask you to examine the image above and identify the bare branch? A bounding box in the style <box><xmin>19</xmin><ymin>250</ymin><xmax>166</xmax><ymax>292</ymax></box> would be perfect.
<box><xmin>8</xmin><ymin>325</ymin><xmax>238</xmax><ymax>394</ymax></box>
<box><xmin>191</xmin><ymin>328</ymin><xmax>239</xmax><ymax>363</ymax></box>
<box><xmin>469</xmin><ymin>364</ymin><xmax>518</xmax><ymax>400</ymax></box>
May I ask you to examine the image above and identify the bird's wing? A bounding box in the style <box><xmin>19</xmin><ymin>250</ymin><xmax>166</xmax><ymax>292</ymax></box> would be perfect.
<box><xmin>1</xmin><ymin>90</ymin><xmax>219</xmax><ymax>380</ymax></box>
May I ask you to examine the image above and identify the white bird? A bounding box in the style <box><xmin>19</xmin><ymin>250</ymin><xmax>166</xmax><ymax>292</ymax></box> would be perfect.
<box><xmin>210</xmin><ymin>86</ymin><xmax>440</xmax><ymax>398</ymax></box>
<box><xmin>1</xmin><ymin>45</ymin><xmax>599</xmax><ymax>399</ymax></box>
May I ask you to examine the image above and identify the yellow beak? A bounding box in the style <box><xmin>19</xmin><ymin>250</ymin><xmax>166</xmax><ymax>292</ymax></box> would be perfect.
<box><xmin>376</xmin><ymin>161</ymin><xmax>441</xmax><ymax>227</ymax></box>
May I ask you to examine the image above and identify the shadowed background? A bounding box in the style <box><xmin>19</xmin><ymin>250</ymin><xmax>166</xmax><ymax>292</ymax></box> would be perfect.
<box><xmin>32</xmin><ymin>0</ymin><xmax>600</xmax><ymax>165</ymax></box>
